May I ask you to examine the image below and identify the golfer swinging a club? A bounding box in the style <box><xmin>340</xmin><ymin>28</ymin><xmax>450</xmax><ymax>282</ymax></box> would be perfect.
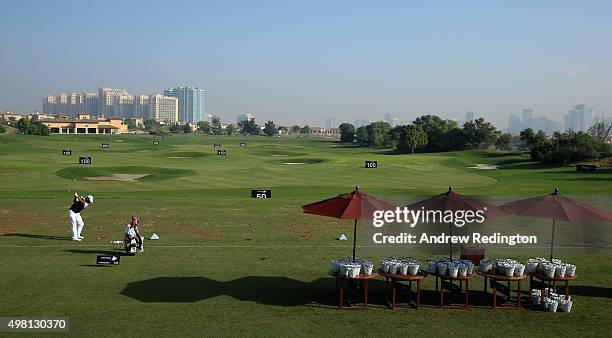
<box><xmin>68</xmin><ymin>192</ymin><xmax>93</xmax><ymax>241</ymax></box>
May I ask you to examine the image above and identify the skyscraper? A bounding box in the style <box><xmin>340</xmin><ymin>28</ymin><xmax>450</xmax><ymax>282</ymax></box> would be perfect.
<box><xmin>325</xmin><ymin>117</ymin><xmax>336</xmax><ymax>128</ymax></box>
<box><xmin>237</xmin><ymin>113</ymin><xmax>254</xmax><ymax>123</ymax></box>
<box><xmin>564</xmin><ymin>104</ymin><xmax>593</xmax><ymax>131</ymax></box>
<box><xmin>507</xmin><ymin>114</ymin><xmax>521</xmax><ymax>134</ymax></box>
<box><xmin>43</xmin><ymin>92</ymin><xmax>98</xmax><ymax>116</ymax></box>
<box><xmin>465</xmin><ymin>111</ymin><xmax>475</xmax><ymax>122</ymax></box>
<box><xmin>522</xmin><ymin>109</ymin><xmax>533</xmax><ymax>129</ymax></box>
<box><xmin>98</xmin><ymin>87</ymin><xmax>131</xmax><ymax>117</ymax></box>
<box><xmin>164</xmin><ymin>87</ymin><xmax>206</xmax><ymax>123</ymax></box>
<box><xmin>148</xmin><ymin>94</ymin><xmax>178</xmax><ymax>122</ymax></box>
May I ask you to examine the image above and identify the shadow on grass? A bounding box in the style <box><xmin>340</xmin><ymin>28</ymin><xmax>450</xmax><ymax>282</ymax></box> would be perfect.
<box><xmin>119</xmin><ymin>276</ymin><xmax>390</xmax><ymax>307</ymax></box>
<box><xmin>0</xmin><ymin>233</ymin><xmax>72</xmax><ymax>241</ymax></box>
<box><xmin>569</xmin><ymin>285</ymin><xmax>612</xmax><ymax>299</ymax></box>
<box><xmin>64</xmin><ymin>249</ymin><xmax>127</xmax><ymax>256</ymax></box>
<box><xmin>118</xmin><ymin>276</ymin><xmax>520</xmax><ymax>308</ymax></box>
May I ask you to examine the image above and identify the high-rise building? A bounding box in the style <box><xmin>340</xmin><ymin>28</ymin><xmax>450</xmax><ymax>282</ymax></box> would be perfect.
<box><xmin>43</xmin><ymin>92</ymin><xmax>98</xmax><ymax>116</ymax></box>
<box><xmin>507</xmin><ymin>114</ymin><xmax>521</xmax><ymax>134</ymax></box>
<box><xmin>522</xmin><ymin>109</ymin><xmax>533</xmax><ymax>129</ymax></box>
<box><xmin>133</xmin><ymin>95</ymin><xmax>149</xmax><ymax>119</ymax></box>
<box><xmin>148</xmin><ymin>94</ymin><xmax>178</xmax><ymax>122</ymax></box>
<box><xmin>97</xmin><ymin>87</ymin><xmax>132</xmax><ymax>117</ymax></box>
<box><xmin>564</xmin><ymin>104</ymin><xmax>593</xmax><ymax>132</ymax></box>
<box><xmin>325</xmin><ymin>117</ymin><xmax>336</xmax><ymax>129</ymax></box>
<box><xmin>465</xmin><ymin>111</ymin><xmax>475</xmax><ymax>122</ymax></box>
<box><xmin>237</xmin><ymin>113</ymin><xmax>254</xmax><ymax>123</ymax></box>
<box><xmin>163</xmin><ymin>87</ymin><xmax>206</xmax><ymax>123</ymax></box>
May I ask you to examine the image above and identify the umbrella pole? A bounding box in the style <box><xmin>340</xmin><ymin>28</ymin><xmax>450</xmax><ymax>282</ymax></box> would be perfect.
<box><xmin>550</xmin><ymin>218</ymin><xmax>556</xmax><ymax>262</ymax></box>
<box><xmin>449</xmin><ymin>223</ymin><xmax>453</xmax><ymax>259</ymax></box>
<box><xmin>352</xmin><ymin>219</ymin><xmax>357</xmax><ymax>262</ymax></box>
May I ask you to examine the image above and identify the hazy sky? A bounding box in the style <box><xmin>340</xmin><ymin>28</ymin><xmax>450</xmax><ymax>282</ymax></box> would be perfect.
<box><xmin>1</xmin><ymin>0</ymin><xmax>610</xmax><ymax>127</ymax></box>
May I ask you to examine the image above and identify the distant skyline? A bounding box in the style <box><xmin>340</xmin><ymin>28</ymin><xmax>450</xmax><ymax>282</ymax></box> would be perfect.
<box><xmin>0</xmin><ymin>0</ymin><xmax>610</xmax><ymax>128</ymax></box>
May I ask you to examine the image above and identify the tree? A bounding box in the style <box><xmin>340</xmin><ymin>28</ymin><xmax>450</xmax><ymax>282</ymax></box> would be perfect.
<box><xmin>225</xmin><ymin>124</ymin><xmax>237</xmax><ymax>135</ymax></box>
<box><xmin>519</xmin><ymin>128</ymin><xmax>536</xmax><ymax>150</ymax></box>
<box><xmin>588</xmin><ymin>121</ymin><xmax>612</xmax><ymax>145</ymax></box>
<box><xmin>463</xmin><ymin>118</ymin><xmax>498</xmax><ymax>149</ymax></box>
<box><xmin>211</xmin><ymin>116</ymin><xmax>222</xmax><ymax>135</ymax></box>
<box><xmin>495</xmin><ymin>133</ymin><xmax>513</xmax><ymax>151</ymax></box>
<box><xmin>126</xmin><ymin>119</ymin><xmax>137</xmax><ymax>130</ymax></box>
<box><xmin>144</xmin><ymin>119</ymin><xmax>160</xmax><ymax>131</ymax></box>
<box><xmin>238</xmin><ymin>118</ymin><xmax>259</xmax><ymax>135</ymax></box>
<box><xmin>17</xmin><ymin>118</ymin><xmax>31</xmax><ymax>133</ymax></box>
<box><xmin>183</xmin><ymin>123</ymin><xmax>193</xmax><ymax>133</ymax></box>
<box><xmin>263</xmin><ymin>120</ymin><xmax>277</xmax><ymax>136</ymax></box>
<box><xmin>413</xmin><ymin>115</ymin><xmax>461</xmax><ymax>152</ymax></box>
<box><xmin>0</xmin><ymin>124</ymin><xmax>6</xmax><ymax>133</ymax></box>
<box><xmin>391</xmin><ymin>125</ymin><xmax>427</xmax><ymax>154</ymax></box>
<box><xmin>169</xmin><ymin>122</ymin><xmax>181</xmax><ymax>133</ymax></box>
<box><xmin>365</xmin><ymin>121</ymin><xmax>392</xmax><ymax>147</ymax></box>
<box><xmin>300</xmin><ymin>125</ymin><xmax>311</xmax><ymax>134</ymax></box>
<box><xmin>355</xmin><ymin>126</ymin><xmax>368</xmax><ymax>147</ymax></box>
<box><xmin>290</xmin><ymin>125</ymin><xmax>301</xmax><ymax>133</ymax></box>
<box><xmin>197</xmin><ymin>121</ymin><xmax>211</xmax><ymax>134</ymax></box>
<box><xmin>339</xmin><ymin>123</ymin><xmax>355</xmax><ymax>142</ymax></box>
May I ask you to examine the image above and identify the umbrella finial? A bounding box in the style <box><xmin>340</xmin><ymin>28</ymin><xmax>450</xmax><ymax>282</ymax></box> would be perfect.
<box><xmin>355</xmin><ymin>185</ymin><xmax>360</xmax><ymax>191</ymax></box>
<box><xmin>554</xmin><ymin>188</ymin><xmax>559</xmax><ymax>195</ymax></box>
<box><xmin>448</xmin><ymin>186</ymin><xmax>453</xmax><ymax>192</ymax></box>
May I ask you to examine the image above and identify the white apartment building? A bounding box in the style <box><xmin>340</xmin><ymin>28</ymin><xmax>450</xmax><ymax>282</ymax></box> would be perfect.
<box><xmin>98</xmin><ymin>87</ymin><xmax>131</xmax><ymax>117</ymax></box>
<box><xmin>43</xmin><ymin>92</ymin><xmax>98</xmax><ymax>116</ymax></box>
<box><xmin>149</xmin><ymin>94</ymin><xmax>178</xmax><ymax>122</ymax></box>
<box><xmin>237</xmin><ymin>113</ymin><xmax>254</xmax><ymax>123</ymax></box>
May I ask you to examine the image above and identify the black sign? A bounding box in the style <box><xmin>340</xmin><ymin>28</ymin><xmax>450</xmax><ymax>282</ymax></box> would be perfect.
<box><xmin>576</xmin><ymin>165</ymin><xmax>596</xmax><ymax>172</ymax></box>
<box><xmin>153</xmin><ymin>140</ymin><xmax>159</xmax><ymax>145</ymax></box>
<box><xmin>217</xmin><ymin>150</ymin><xmax>227</xmax><ymax>156</ymax></box>
<box><xmin>79</xmin><ymin>156</ymin><xmax>92</xmax><ymax>165</ymax></box>
<box><xmin>101</xmin><ymin>143</ymin><xmax>109</xmax><ymax>148</ymax></box>
<box><xmin>214</xmin><ymin>144</ymin><xmax>221</xmax><ymax>149</ymax></box>
<box><xmin>240</xmin><ymin>142</ymin><xmax>247</xmax><ymax>147</ymax></box>
<box><xmin>251</xmin><ymin>189</ymin><xmax>272</xmax><ymax>198</ymax></box>
<box><xmin>62</xmin><ymin>149</ymin><xmax>72</xmax><ymax>156</ymax></box>
<box><xmin>365</xmin><ymin>161</ymin><xmax>378</xmax><ymax>168</ymax></box>
<box><xmin>96</xmin><ymin>255</ymin><xmax>120</xmax><ymax>265</ymax></box>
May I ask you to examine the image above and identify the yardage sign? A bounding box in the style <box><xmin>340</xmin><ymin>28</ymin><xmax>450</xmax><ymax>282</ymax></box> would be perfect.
<box><xmin>240</xmin><ymin>142</ymin><xmax>247</xmax><ymax>147</ymax></box>
<box><xmin>365</xmin><ymin>161</ymin><xmax>378</xmax><ymax>168</ymax></box>
<box><xmin>96</xmin><ymin>255</ymin><xmax>120</xmax><ymax>265</ymax></box>
<box><xmin>217</xmin><ymin>150</ymin><xmax>227</xmax><ymax>156</ymax></box>
<box><xmin>62</xmin><ymin>149</ymin><xmax>72</xmax><ymax>156</ymax></box>
<box><xmin>101</xmin><ymin>143</ymin><xmax>109</xmax><ymax>148</ymax></box>
<box><xmin>214</xmin><ymin>144</ymin><xmax>221</xmax><ymax>149</ymax></box>
<box><xmin>79</xmin><ymin>156</ymin><xmax>92</xmax><ymax>165</ymax></box>
<box><xmin>251</xmin><ymin>190</ymin><xmax>272</xmax><ymax>198</ymax></box>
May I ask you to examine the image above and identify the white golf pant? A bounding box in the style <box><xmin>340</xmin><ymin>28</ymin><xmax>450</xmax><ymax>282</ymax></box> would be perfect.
<box><xmin>68</xmin><ymin>210</ymin><xmax>84</xmax><ymax>239</ymax></box>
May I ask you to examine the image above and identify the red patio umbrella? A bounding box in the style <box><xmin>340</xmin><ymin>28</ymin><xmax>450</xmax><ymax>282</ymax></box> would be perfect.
<box><xmin>502</xmin><ymin>188</ymin><xmax>612</xmax><ymax>260</ymax></box>
<box><xmin>405</xmin><ymin>187</ymin><xmax>510</xmax><ymax>259</ymax></box>
<box><xmin>302</xmin><ymin>186</ymin><xmax>396</xmax><ymax>261</ymax></box>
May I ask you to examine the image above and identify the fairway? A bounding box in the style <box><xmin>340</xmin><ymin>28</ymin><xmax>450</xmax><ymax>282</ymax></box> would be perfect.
<box><xmin>1</xmin><ymin>133</ymin><xmax>611</xmax><ymax>336</ymax></box>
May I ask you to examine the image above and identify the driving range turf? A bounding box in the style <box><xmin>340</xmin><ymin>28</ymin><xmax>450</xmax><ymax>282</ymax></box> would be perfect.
<box><xmin>0</xmin><ymin>133</ymin><xmax>611</xmax><ymax>336</ymax></box>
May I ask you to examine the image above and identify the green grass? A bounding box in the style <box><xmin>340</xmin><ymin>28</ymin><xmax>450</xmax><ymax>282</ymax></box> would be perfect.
<box><xmin>0</xmin><ymin>133</ymin><xmax>611</xmax><ymax>336</ymax></box>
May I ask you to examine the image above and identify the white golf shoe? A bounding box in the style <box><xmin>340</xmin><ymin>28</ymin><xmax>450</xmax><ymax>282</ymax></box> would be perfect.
<box><xmin>72</xmin><ymin>238</ymin><xmax>82</xmax><ymax>241</ymax></box>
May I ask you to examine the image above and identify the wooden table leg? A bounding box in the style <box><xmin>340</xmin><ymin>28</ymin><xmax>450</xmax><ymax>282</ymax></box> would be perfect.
<box><xmin>439</xmin><ymin>278</ymin><xmax>444</xmax><ymax>307</ymax></box>
<box><xmin>416</xmin><ymin>280</ymin><xmax>421</xmax><ymax>309</ymax></box>
<box><xmin>363</xmin><ymin>280</ymin><xmax>369</xmax><ymax>307</ymax></box>
<box><xmin>484</xmin><ymin>276</ymin><xmax>487</xmax><ymax>292</ymax></box>
<box><xmin>391</xmin><ymin>280</ymin><xmax>396</xmax><ymax>309</ymax></box>
<box><xmin>338</xmin><ymin>279</ymin><xmax>344</xmax><ymax>309</ymax></box>
<box><xmin>507</xmin><ymin>281</ymin><xmax>511</xmax><ymax>301</ymax></box>
<box><xmin>517</xmin><ymin>279</ymin><xmax>522</xmax><ymax>309</ymax></box>
<box><xmin>385</xmin><ymin>276</ymin><xmax>389</xmax><ymax>301</ymax></box>
<box><xmin>529</xmin><ymin>276</ymin><xmax>533</xmax><ymax>303</ymax></box>
<box><xmin>564</xmin><ymin>281</ymin><xmax>569</xmax><ymax>300</ymax></box>
<box><xmin>492</xmin><ymin>279</ymin><xmax>497</xmax><ymax>310</ymax></box>
<box><xmin>540</xmin><ymin>279</ymin><xmax>545</xmax><ymax>305</ymax></box>
<box><xmin>465</xmin><ymin>279</ymin><xmax>469</xmax><ymax>309</ymax></box>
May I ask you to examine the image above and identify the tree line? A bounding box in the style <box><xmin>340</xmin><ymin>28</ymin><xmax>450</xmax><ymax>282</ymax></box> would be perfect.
<box><xmin>339</xmin><ymin>115</ymin><xmax>611</xmax><ymax>164</ymax></box>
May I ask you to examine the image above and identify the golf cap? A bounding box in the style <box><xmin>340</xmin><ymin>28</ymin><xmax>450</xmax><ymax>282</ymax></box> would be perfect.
<box><xmin>87</xmin><ymin>195</ymin><xmax>94</xmax><ymax>203</ymax></box>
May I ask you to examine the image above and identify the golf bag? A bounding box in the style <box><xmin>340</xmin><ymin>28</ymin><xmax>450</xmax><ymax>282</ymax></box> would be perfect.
<box><xmin>124</xmin><ymin>224</ymin><xmax>143</xmax><ymax>255</ymax></box>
